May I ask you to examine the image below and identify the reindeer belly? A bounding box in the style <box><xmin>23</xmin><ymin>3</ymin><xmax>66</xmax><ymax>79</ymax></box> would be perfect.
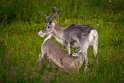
<box><xmin>69</xmin><ymin>36</ymin><xmax>80</xmax><ymax>48</ymax></box>
<box><xmin>70</xmin><ymin>41</ymin><xmax>79</xmax><ymax>48</ymax></box>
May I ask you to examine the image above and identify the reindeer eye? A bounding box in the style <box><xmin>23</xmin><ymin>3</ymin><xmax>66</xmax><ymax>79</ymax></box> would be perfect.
<box><xmin>47</xmin><ymin>26</ymin><xmax>50</xmax><ymax>29</ymax></box>
<box><xmin>49</xmin><ymin>21</ymin><xmax>52</xmax><ymax>24</ymax></box>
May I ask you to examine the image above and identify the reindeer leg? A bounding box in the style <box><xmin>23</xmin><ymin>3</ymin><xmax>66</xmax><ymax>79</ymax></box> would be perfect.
<box><xmin>56</xmin><ymin>62</ymin><xmax>64</xmax><ymax>69</ymax></box>
<box><xmin>37</xmin><ymin>53</ymin><xmax>42</xmax><ymax>63</ymax></box>
<box><xmin>81</xmin><ymin>46</ymin><xmax>88</xmax><ymax>72</ymax></box>
<box><xmin>72</xmin><ymin>48</ymin><xmax>81</xmax><ymax>56</ymax></box>
<box><xmin>67</xmin><ymin>43</ymin><xmax>71</xmax><ymax>55</ymax></box>
<box><xmin>83</xmin><ymin>50</ymin><xmax>88</xmax><ymax>72</ymax></box>
<box><xmin>51</xmin><ymin>58</ymin><xmax>64</xmax><ymax>68</ymax></box>
<box><xmin>36</xmin><ymin>51</ymin><xmax>45</xmax><ymax>63</ymax></box>
<box><xmin>93</xmin><ymin>36</ymin><xmax>98</xmax><ymax>65</ymax></box>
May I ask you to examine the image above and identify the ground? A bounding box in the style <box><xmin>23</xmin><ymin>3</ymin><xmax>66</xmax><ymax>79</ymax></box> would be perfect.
<box><xmin>0</xmin><ymin>0</ymin><xmax>124</xmax><ymax>83</ymax></box>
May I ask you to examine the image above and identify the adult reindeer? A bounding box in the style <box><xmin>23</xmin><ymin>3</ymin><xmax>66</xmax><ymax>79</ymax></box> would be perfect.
<box><xmin>38</xmin><ymin>7</ymin><xmax>98</xmax><ymax>71</ymax></box>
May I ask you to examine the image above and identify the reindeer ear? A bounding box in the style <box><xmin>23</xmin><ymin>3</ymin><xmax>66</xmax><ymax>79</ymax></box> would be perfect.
<box><xmin>58</xmin><ymin>9</ymin><xmax>61</xmax><ymax>14</ymax></box>
<box><xmin>49</xmin><ymin>21</ymin><xmax>52</xmax><ymax>24</ymax></box>
<box><xmin>44</xmin><ymin>53</ymin><xmax>48</xmax><ymax>59</ymax></box>
<box><xmin>54</xmin><ymin>20</ymin><xmax>57</xmax><ymax>24</ymax></box>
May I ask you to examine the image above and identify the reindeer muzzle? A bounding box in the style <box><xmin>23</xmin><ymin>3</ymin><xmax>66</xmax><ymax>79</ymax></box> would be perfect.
<box><xmin>38</xmin><ymin>31</ymin><xmax>46</xmax><ymax>37</ymax></box>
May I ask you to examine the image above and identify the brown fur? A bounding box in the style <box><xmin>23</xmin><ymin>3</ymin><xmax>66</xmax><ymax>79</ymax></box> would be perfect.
<box><xmin>40</xmin><ymin>39</ymin><xmax>84</xmax><ymax>70</ymax></box>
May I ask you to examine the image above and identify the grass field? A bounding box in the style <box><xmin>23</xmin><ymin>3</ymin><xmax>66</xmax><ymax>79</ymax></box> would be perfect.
<box><xmin>0</xmin><ymin>0</ymin><xmax>124</xmax><ymax>83</ymax></box>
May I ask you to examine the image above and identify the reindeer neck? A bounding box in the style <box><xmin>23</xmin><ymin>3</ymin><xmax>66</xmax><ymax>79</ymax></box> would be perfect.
<box><xmin>52</xmin><ymin>24</ymin><xmax>65</xmax><ymax>44</ymax></box>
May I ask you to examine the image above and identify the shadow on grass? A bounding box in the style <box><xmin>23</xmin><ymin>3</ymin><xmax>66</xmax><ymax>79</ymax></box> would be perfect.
<box><xmin>0</xmin><ymin>40</ymin><xmax>9</xmax><ymax>83</ymax></box>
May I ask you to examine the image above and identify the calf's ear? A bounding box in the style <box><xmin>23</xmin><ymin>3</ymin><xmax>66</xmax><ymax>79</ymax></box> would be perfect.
<box><xmin>44</xmin><ymin>53</ymin><xmax>48</xmax><ymax>59</ymax></box>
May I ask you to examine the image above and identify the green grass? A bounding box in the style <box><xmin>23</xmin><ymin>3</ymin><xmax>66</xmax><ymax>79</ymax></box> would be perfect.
<box><xmin>0</xmin><ymin>0</ymin><xmax>124</xmax><ymax>83</ymax></box>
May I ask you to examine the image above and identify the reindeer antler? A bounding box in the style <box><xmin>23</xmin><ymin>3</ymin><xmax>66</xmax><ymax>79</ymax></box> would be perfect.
<box><xmin>46</xmin><ymin>7</ymin><xmax>61</xmax><ymax>21</ymax></box>
<box><xmin>52</xmin><ymin>7</ymin><xmax>61</xmax><ymax>14</ymax></box>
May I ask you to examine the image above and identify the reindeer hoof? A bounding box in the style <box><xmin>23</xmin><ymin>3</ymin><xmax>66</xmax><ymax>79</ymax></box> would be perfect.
<box><xmin>72</xmin><ymin>53</ymin><xmax>79</xmax><ymax>57</ymax></box>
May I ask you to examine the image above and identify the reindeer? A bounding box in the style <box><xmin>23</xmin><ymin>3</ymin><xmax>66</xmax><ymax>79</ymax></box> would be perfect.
<box><xmin>38</xmin><ymin>7</ymin><xmax>98</xmax><ymax>71</ymax></box>
<box><xmin>37</xmin><ymin>39</ymin><xmax>84</xmax><ymax>71</ymax></box>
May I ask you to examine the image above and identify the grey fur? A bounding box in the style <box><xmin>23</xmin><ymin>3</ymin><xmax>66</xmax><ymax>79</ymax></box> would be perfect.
<box><xmin>38</xmin><ymin>22</ymin><xmax>98</xmax><ymax>71</ymax></box>
<box><xmin>38</xmin><ymin>7</ymin><xmax>98</xmax><ymax>71</ymax></box>
<box><xmin>64</xmin><ymin>24</ymin><xmax>94</xmax><ymax>48</ymax></box>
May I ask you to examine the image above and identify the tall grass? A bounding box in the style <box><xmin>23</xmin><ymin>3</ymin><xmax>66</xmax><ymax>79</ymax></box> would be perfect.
<box><xmin>0</xmin><ymin>0</ymin><xmax>124</xmax><ymax>83</ymax></box>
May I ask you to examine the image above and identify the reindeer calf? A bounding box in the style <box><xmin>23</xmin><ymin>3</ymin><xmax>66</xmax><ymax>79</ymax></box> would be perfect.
<box><xmin>37</xmin><ymin>39</ymin><xmax>84</xmax><ymax>70</ymax></box>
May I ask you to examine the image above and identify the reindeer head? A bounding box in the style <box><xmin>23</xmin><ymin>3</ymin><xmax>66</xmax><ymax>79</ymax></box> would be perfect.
<box><xmin>38</xmin><ymin>7</ymin><xmax>61</xmax><ymax>37</ymax></box>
